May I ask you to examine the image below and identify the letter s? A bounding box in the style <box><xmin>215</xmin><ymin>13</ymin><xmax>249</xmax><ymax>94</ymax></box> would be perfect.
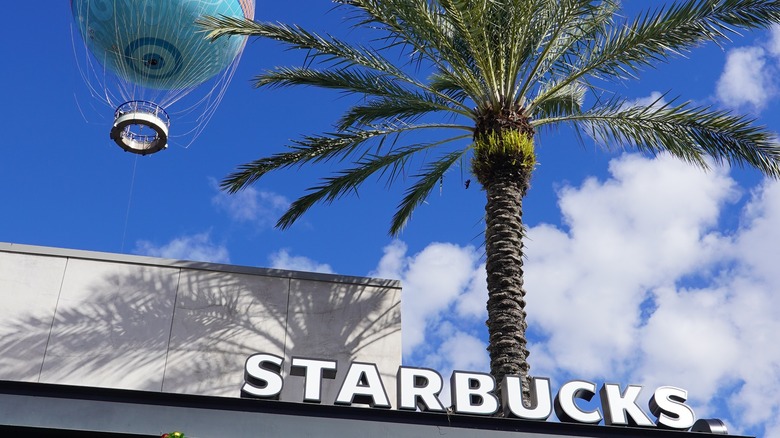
<box><xmin>649</xmin><ymin>386</ymin><xmax>695</xmax><ymax>430</ymax></box>
<box><xmin>242</xmin><ymin>353</ymin><xmax>284</xmax><ymax>399</ymax></box>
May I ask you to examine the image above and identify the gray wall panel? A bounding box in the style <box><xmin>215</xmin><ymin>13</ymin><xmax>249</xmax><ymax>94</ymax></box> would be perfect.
<box><xmin>39</xmin><ymin>259</ymin><xmax>181</xmax><ymax>391</ymax></box>
<box><xmin>0</xmin><ymin>252</ymin><xmax>67</xmax><ymax>382</ymax></box>
<box><xmin>282</xmin><ymin>279</ymin><xmax>401</xmax><ymax>404</ymax></box>
<box><xmin>162</xmin><ymin>269</ymin><xmax>290</xmax><ymax>397</ymax></box>
<box><xmin>0</xmin><ymin>243</ymin><xmax>402</xmax><ymax>404</ymax></box>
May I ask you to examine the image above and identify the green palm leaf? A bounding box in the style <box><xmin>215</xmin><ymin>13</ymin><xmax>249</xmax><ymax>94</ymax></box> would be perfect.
<box><xmin>391</xmin><ymin>148</ymin><xmax>469</xmax><ymax>234</ymax></box>
<box><xmin>536</xmin><ymin>99</ymin><xmax>780</xmax><ymax>176</ymax></box>
<box><xmin>277</xmin><ymin>136</ymin><xmax>470</xmax><ymax>229</ymax></box>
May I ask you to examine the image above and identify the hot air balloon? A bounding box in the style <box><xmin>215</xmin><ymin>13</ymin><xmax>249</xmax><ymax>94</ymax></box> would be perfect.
<box><xmin>71</xmin><ymin>0</ymin><xmax>255</xmax><ymax>155</ymax></box>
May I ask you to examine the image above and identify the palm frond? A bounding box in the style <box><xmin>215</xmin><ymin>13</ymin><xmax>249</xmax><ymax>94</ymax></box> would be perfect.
<box><xmin>337</xmin><ymin>95</ymin><xmax>470</xmax><ymax>129</ymax></box>
<box><xmin>429</xmin><ymin>69</ymin><xmax>470</xmax><ymax>103</ymax></box>
<box><xmin>533</xmin><ymin>0</ymin><xmax>780</xmax><ymax>107</ymax></box>
<box><xmin>255</xmin><ymin>67</ymin><xmax>405</xmax><ymax>94</ymax></box>
<box><xmin>198</xmin><ymin>15</ymin><xmax>408</xmax><ymax>78</ymax></box>
<box><xmin>277</xmin><ymin>136</ymin><xmax>470</xmax><ymax>230</ymax></box>
<box><xmin>437</xmin><ymin>0</ymin><xmax>499</xmax><ymax>104</ymax></box>
<box><xmin>221</xmin><ymin>123</ymin><xmax>472</xmax><ymax>193</ymax></box>
<box><xmin>337</xmin><ymin>0</ymin><xmax>489</xmax><ymax>103</ymax></box>
<box><xmin>516</xmin><ymin>0</ymin><xmax>618</xmax><ymax>101</ymax></box>
<box><xmin>390</xmin><ymin>148</ymin><xmax>469</xmax><ymax>234</ymax></box>
<box><xmin>530</xmin><ymin>80</ymin><xmax>587</xmax><ymax>120</ymax></box>
<box><xmin>535</xmin><ymin>99</ymin><xmax>780</xmax><ymax>177</ymax></box>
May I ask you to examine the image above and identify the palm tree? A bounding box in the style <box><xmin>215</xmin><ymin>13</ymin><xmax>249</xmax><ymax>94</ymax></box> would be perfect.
<box><xmin>200</xmin><ymin>0</ymin><xmax>780</xmax><ymax>399</ymax></box>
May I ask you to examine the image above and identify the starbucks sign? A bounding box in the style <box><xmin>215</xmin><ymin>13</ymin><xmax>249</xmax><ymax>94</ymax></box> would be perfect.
<box><xmin>241</xmin><ymin>353</ymin><xmax>721</xmax><ymax>432</ymax></box>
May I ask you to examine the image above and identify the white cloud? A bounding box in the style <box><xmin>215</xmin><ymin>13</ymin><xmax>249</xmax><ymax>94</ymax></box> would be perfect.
<box><xmin>422</xmin><ymin>324</ymin><xmax>491</xmax><ymax>407</ymax></box>
<box><xmin>637</xmin><ymin>285</ymin><xmax>741</xmax><ymax>399</ymax></box>
<box><xmin>210</xmin><ymin>178</ymin><xmax>289</xmax><ymax>226</ymax></box>
<box><xmin>629</xmin><ymin>191</ymin><xmax>780</xmax><ymax>436</ymax></box>
<box><xmin>434</xmin><ymin>328</ymin><xmax>490</xmax><ymax>373</ymax></box>
<box><xmin>371</xmin><ymin>241</ymin><xmax>485</xmax><ymax>356</ymax></box>
<box><xmin>134</xmin><ymin>232</ymin><xmax>230</xmax><ymax>263</ymax></box>
<box><xmin>371</xmin><ymin>240</ymin><xmax>407</xmax><ymax>279</ymax></box>
<box><xmin>526</xmin><ymin>154</ymin><xmax>736</xmax><ymax>376</ymax></box>
<box><xmin>769</xmin><ymin>24</ymin><xmax>780</xmax><ymax>57</ymax></box>
<box><xmin>268</xmin><ymin>249</ymin><xmax>333</xmax><ymax>274</ymax></box>
<box><xmin>454</xmin><ymin>265</ymin><xmax>487</xmax><ymax>320</ymax></box>
<box><xmin>716</xmin><ymin>46</ymin><xmax>775</xmax><ymax>111</ymax></box>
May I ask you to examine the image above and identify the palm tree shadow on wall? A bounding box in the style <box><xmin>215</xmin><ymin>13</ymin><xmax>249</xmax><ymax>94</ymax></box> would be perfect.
<box><xmin>0</xmin><ymin>260</ymin><xmax>401</xmax><ymax>403</ymax></box>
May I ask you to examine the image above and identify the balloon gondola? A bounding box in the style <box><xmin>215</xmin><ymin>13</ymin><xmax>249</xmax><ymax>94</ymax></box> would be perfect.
<box><xmin>71</xmin><ymin>0</ymin><xmax>255</xmax><ymax>155</ymax></box>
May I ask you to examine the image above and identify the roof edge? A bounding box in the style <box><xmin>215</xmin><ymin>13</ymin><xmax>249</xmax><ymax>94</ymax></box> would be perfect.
<box><xmin>0</xmin><ymin>242</ymin><xmax>400</xmax><ymax>288</ymax></box>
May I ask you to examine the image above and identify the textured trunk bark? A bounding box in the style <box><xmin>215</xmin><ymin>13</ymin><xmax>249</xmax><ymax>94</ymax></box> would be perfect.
<box><xmin>483</xmin><ymin>164</ymin><xmax>531</xmax><ymax>403</ymax></box>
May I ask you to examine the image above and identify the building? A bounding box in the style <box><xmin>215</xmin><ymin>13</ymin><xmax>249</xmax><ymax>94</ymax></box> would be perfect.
<box><xmin>0</xmin><ymin>243</ymin><xmax>745</xmax><ymax>437</ymax></box>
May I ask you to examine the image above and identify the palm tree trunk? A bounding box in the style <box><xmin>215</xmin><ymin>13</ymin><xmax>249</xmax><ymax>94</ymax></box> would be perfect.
<box><xmin>483</xmin><ymin>164</ymin><xmax>531</xmax><ymax>402</ymax></box>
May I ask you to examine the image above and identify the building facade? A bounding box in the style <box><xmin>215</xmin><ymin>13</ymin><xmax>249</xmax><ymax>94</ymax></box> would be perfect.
<box><xmin>0</xmin><ymin>243</ymin><xmax>401</xmax><ymax>404</ymax></box>
<box><xmin>0</xmin><ymin>243</ymin><xmax>745</xmax><ymax>437</ymax></box>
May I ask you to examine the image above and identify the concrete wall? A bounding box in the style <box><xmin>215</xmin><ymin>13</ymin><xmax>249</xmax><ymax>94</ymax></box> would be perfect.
<box><xmin>0</xmin><ymin>243</ymin><xmax>402</xmax><ymax>404</ymax></box>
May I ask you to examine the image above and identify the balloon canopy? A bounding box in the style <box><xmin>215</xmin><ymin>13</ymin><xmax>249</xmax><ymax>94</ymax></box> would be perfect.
<box><xmin>71</xmin><ymin>0</ymin><xmax>255</xmax><ymax>90</ymax></box>
<box><xmin>70</xmin><ymin>0</ymin><xmax>255</xmax><ymax>155</ymax></box>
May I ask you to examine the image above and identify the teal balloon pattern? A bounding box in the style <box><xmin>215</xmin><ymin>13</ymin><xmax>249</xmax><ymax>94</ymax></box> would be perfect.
<box><xmin>71</xmin><ymin>0</ymin><xmax>254</xmax><ymax>90</ymax></box>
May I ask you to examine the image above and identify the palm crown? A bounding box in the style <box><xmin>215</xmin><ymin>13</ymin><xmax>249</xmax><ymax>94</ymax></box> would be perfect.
<box><xmin>201</xmin><ymin>0</ymin><xmax>780</xmax><ymax>403</ymax></box>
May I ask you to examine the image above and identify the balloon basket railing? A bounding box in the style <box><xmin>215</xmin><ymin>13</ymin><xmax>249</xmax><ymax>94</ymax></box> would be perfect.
<box><xmin>110</xmin><ymin>101</ymin><xmax>171</xmax><ymax>155</ymax></box>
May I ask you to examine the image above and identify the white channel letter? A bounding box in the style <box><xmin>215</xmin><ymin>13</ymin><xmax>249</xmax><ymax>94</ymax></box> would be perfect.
<box><xmin>335</xmin><ymin>362</ymin><xmax>391</xmax><ymax>408</ymax></box>
<box><xmin>502</xmin><ymin>376</ymin><xmax>552</xmax><ymax>420</ymax></box>
<box><xmin>397</xmin><ymin>367</ymin><xmax>445</xmax><ymax>412</ymax></box>
<box><xmin>649</xmin><ymin>386</ymin><xmax>696</xmax><ymax>430</ymax></box>
<box><xmin>451</xmin><ymin>371</ymin><xmax>499</xmax><ymax>415</ymax></box>
<box><xmin>600</xmin><ymin>383</ymin><xmax>655</xmax><ymax>427</ymax></box>
<box><xmin>290</xmin><ymin>357</ymin><xmax>337</xmax><ymax>403</ymax></box>
<box><xmin>554</xmin><ymin>380</ymin><xmax>602</xmax><ymax>424</ymax></box>
<box><xmin>242</xmin><ymin>353</ymin><xmax>284</xmax><ymax>399</ymax></box>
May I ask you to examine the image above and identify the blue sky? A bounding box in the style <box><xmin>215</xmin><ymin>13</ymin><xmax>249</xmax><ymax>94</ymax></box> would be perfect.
<box><xmin>3</xmin><ymin>1</ymin><xmax>780</xmax><ymax>436</ymax></box>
